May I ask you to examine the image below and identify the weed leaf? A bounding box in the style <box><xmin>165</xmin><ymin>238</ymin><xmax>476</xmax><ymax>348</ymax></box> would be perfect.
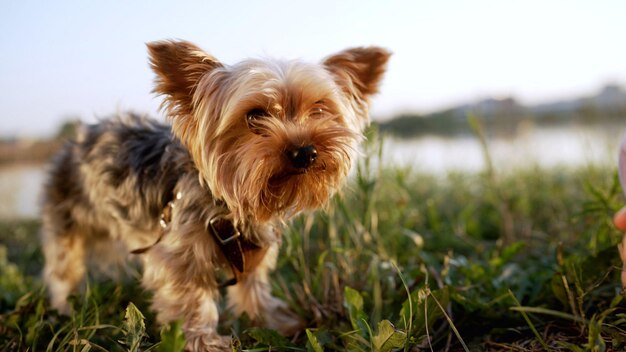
<box><xmin>306</xmin><ymin>329</ymin><xmax>324</xmax><ymax>352</ymax></box>
<box><xmin>344</xmin><ymin>286</ymin><xmax>368</xmax><ymax>336</ymax></box>
<box><xmin>372</xmin><ymin>320</ymin><xmax>406</xmax><ymax>352</ymax></box>
<box><xmin>122</xmin><ymin>302</ymin><xmax>146</xmax><ymax>352</ymax></box>
<box><xmin>157</xmin><ymin>321</ymin><xmax>185</xmax><ymax>352</ymax></box>
<box><xmin>587</xmin><ymin>317</ymin><xmax>606</xmax><ymax>352</ymax></box>
<box><xmin>246</xmin><ymin>327</ymin><xmax>295</xmax><ymax>348</ymax></box>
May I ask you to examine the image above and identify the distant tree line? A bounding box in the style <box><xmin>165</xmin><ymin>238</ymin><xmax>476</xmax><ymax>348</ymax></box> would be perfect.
<box><xmin>0</xmin><ymin>119</ymin><xmax>79</xmax><ymax>165</ymax></box>
<box><xmin>378</xmin><ymin>84</ymin><xmax>626</xmax><ymax>138</ymax></box>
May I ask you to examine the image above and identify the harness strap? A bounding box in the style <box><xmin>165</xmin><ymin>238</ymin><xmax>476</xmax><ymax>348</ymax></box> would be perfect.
<box><xmin>130</xmin><ymin>199</ymin><xmax>174</xmax><ymax>254</ymax></box>
<box><xmin>208</xmin><ymin>216</ymin><xmax>268</xmax><ymax>288</ymax></box>
<box><xmin>131</xmin><ymin>193</ymin><xmax>266</xmax><ymax>288</ymax></box>
<box><xmin>208</xmin><ymin>217</ymin><xmax>245</xmax><ymax>272</ymax></box>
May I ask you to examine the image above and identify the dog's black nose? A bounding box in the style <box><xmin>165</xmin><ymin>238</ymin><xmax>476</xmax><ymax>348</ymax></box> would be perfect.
<box><xmin>287</xmin><ymin>145</ymin><xmax>317</xmax><ymax>169</ymax></box>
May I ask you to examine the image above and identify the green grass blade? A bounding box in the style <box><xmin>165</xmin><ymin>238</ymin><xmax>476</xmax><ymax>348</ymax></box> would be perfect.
<box><xmin>509</xmin><ymin>306</ymin><xmax>589</xmax><ymax>324</ymax></box>
<box><xmin>508</xmin><ymin>290</ymin><xmax>551</xmax><ymax>351</ymax></box>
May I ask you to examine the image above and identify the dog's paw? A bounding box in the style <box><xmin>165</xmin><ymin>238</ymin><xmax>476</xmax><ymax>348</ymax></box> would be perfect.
<box><xmin>49</xmin><ymin>294</ymin><xmax>72</xmax><ymax>316</ymax></box>
<box><xmin>185</xmin><ymin>332</ymin><xmax>231</xmax><ymax>352</ymax></box>
<box><xmin>262</xmin><ymin>299</ymin><xmax>304</xmax><ymax>336</ymax></box>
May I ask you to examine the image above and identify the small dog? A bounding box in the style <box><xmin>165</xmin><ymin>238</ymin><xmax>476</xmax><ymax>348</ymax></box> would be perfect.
<box><xmin>41</xmin><ymin>40</ymin><xmax>389</xmax><ymax>350</ymax></box>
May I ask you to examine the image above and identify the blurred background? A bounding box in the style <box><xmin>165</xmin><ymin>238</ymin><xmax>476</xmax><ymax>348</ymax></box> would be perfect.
<box><xmin>1</xmin><ymin>0</ymin><xmax>625</xmax><ymax>219</ymax></box>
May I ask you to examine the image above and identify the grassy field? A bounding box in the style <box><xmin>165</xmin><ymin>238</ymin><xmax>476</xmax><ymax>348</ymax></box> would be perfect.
<box><xmin>1</xmin><ymin>129</ymin><xmax>625</xmax><ymax>351</ymax></box>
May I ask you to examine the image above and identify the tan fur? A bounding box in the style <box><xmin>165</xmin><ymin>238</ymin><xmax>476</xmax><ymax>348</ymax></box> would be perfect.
<box><xmin>42</xmin><ymin>229</ymin><xmax>85</xmax><ymax>314</ymax></box>
<box><xmin>42</xmin><ymin>40</ymin><xmax>389</xmax><ymax>351</ymax></box>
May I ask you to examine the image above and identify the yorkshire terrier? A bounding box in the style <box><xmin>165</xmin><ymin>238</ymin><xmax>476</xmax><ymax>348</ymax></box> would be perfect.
<box><xmin>41</xmin><ymin>40</ymin><xmax>390</xmax><ymax>350</ymax></box>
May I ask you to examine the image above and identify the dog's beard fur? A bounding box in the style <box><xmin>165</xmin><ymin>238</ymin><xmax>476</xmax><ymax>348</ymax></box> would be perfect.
<box><xmin>209</xmin><ymin>114</ymin><xmax>356</xmax><ymax>222</ymax></box>
<box><xmin>149</xmin><ymin>42</ymin><xmax>390</xmax><ymax>223</ymax></box>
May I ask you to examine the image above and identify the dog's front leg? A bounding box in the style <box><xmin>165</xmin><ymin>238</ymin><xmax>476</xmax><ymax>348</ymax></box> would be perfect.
<box><xmin>226</xmin><ymin>242</ymin><xmax>302</xmax><ymax>336</ymax></box>
<box><xmin>141</xmin><ymin>245</ymin><xmax>230</xmax><ymax>351</ymax></box>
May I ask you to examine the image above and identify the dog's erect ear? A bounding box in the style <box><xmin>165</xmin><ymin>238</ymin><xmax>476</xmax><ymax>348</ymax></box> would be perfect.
<box><xmin>147</xmin><ymin>40</ymin><xmax>223</xmax><ymax>119</ymax></box>
<box><xmin>323</xmin><ymin>47</ymin><xmax>391</xmax><ymax>106</ymax></box>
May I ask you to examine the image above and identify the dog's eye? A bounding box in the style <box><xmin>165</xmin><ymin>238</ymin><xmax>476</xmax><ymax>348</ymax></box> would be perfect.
<box><xmin>246</xmin><ymin>108</ymin><xmax>269</xmax><ymax>133</ymax></box>
<box><xmin>310</xmin><ymin>101</ymin><xmax>327</xmax><ymax>118</ymax></box>
<box><xmin>246</xmin><ymin>108</ymin><xmax>268</xmax><ymax>120</ymax></box>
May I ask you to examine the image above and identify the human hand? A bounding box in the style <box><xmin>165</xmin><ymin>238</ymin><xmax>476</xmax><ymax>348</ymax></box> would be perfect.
<box><xmin>615</xmin><ymin>206</ymin><xmax>626</xmax><ymax>231</ymax></box>
<box><xmin>615</xmin><ymin>205</ymin><xmax>626</xmax><ymax>295</ymax></box>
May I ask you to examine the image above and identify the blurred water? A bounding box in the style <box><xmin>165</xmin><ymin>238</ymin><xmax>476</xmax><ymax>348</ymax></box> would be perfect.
<box><xmin>383</xmin><ymin>124</ymin><xmax>622</xmax><ymax>173</ymax></box>
<box><xmin>0</xmin><ymin>124</ymin><xmax>623</xmax><ymax>219</ymax></box>
<box><xmin>0</xmin><ymin>164</ymin><xmax>46</xmax><ymax>220</ymax></box>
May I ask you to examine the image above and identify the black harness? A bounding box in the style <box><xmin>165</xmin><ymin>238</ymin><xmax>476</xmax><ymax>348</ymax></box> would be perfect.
<box><xmin>131</xmin><ymin>194</ymin><xmax>263</xmax><ymax>288</ymax></box>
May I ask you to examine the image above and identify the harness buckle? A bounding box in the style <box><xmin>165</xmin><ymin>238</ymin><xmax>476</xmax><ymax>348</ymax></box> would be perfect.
<box><xmin>209</xmin><ymin>216</ymin><xmax>241</xmax><ymax>244</ymax></box>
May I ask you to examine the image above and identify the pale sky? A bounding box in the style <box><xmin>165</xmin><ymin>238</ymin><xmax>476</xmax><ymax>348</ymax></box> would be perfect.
<box><xmin>1</xmin><ymin>0</ymin><xmax>625</xmax><ymax>137</ymax></box>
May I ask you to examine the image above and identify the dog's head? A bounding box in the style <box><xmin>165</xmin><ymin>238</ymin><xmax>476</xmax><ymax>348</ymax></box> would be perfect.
<box><xmin>148</xmin><ymin>40</ymin><xmax>390</xmax><ymax>223</ymax></box>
